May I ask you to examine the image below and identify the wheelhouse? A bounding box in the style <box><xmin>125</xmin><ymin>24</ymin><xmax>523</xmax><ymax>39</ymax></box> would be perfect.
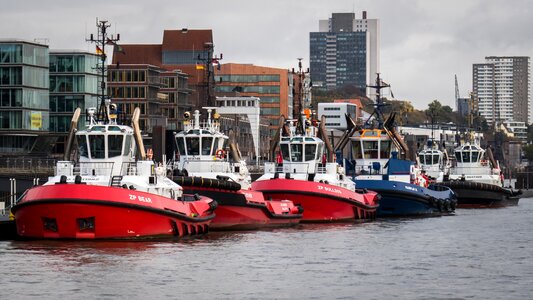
<box><xmin>419</xmin><ymin>149</ymin><xmax>442</xmax><ymax>166</ymax></box>
<box><xmin>350</xmin><ymin>129</ymin><xmax>392</xmax><ymax>160</ymax></box>
<box><xmin>75</xmin><ymin>123</ymin><xmax>137</xmax><ymax>177</ymax></box>
<box><xmin>175</xmin><ymin>128</ymin><xmax>227</xmax><ymax>158</ymax></box>
<box><xmin>279</xmin><ymin>136</ymin><xmax>324</xmax><ymax>164</ymax></box>
<box><xmin>454</xmin><ymin>144</ymin><xmax>483</xmax><ymax>164</ymax></box>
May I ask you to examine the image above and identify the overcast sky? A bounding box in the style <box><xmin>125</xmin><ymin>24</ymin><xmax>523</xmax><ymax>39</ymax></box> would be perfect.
<box><xmin>1</xmin><ymin>0</ymin><xmax>531</xmax><ymax>109</ymax></box>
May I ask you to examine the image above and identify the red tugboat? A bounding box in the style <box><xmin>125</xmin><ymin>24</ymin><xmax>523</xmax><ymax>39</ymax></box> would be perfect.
<box><xmin>251</xmin><ymin>116</ymin><xmax>380</xmax><ymax>222</ymax></box>
<box><xmin>171</xmin><ymin>109</ymin><xmax>302</xmax><ymax>230</ymax></box>
<box><xmin>11</xmin><ymin>105</ymin><xmax>216</xmax><ymax>239</ymax></box>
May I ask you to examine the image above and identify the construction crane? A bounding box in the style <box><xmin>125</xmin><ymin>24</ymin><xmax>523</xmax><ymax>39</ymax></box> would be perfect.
<box><xmin>455</xmin><ymin>74</ymin><xmax>460</xmax><ymax>111</ymax></box>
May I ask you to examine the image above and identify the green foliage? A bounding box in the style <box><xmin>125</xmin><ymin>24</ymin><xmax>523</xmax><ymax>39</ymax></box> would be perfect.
<box><xmin>527</xmin><ymin>124</ymin><xmax>533</xmax><ymax>143</ymax></box>
<box><xmin>522</xmin><ymin>144</ymin><xmax>533</xmax><ymax>162</ymax></box>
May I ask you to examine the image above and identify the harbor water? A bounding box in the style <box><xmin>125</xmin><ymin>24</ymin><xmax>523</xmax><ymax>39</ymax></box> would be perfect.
<box><xmin>1</xmin><ymin>199</ymin><xmax>533</xmax><ymax>299</ymax></box>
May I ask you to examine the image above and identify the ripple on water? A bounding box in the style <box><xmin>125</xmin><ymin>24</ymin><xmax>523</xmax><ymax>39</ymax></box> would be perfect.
<box><xmin>1</xmin><ymin>199</ymin><xmax>533</xmax><ymax>299</ymax></box>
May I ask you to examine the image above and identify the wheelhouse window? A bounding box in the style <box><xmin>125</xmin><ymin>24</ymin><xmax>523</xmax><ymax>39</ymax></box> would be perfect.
<box><xmin>418</xmin><ymin>154</ymin><xmax>426</xmax><ymax>164</ymax></box>
<box><xmin>304</xmin><ymin>144</ymin><xmax>317</xmax><ymax>161</ymax></box>
<box><xmin>89</xmin><ymin>135</ymin><xmax>105</xmax><ymax>159</ymax></box>
<box><xmin>432</xmin><ymin>155</ymin><xmax>440</xmax><ymax>165</ymax></box>
<box><xmin>352</xmin><ymin>141</ymin><xmax>362</xmax><ymax>159</ymax></box>
<box><xmin>280</xmin><ymin>144</ymin><xmax>290</xmax><ymax>161</ymax></box>
<box><xmin>176</xmin><ymin>137</ymin><xmax>185</xmax><ymax>155</ymax></box>
<box><xmin>363</xmin><ymin>141</ymin><xmax>379</xmax><ymax>159</ymax></box>
<box><xmin>455</xmin><ymin>151</ymin><xmax>461</xmax><ymax>162</ymax></box>
<box><xmin>471</xmin><ymin>151</ymin><xmax>479</xmax><ymax>162</ymax></box>
<box><xmin>380</xmin><ymin>140</ymin><xmax>391</xmax><ymax>159</ymax></box>
<box><xmin>202</xmin><ymin>137</ymin><xmax>213</xmax><ymax>155</ymax></box>
<box><xmin>462</xmin><ymin>151</ymin><xmax>471</xmax><ymax>163</ymax></box>
<box><xmin>108</xmin><ymin>135</ymin><xmax>123</xmax><ymax>158</ymax></box>
<box><xmin>123</xmin><ymin>135</ymin><xmax>132</xmax><ymax>156</ymax></box>
<box><xmin>290</xmin><ymin>144</ymin><xmax>303</xmax><ymax>162</ymax></box>
<box><xmin>77</xmin><ymin>135</ymin><xmax>88</xmax><ymax>158</ymax></box>
<box><xmin>186</xmin><ymin>137</ymin><xmax>199</xmax><ymax>156</ymax></box>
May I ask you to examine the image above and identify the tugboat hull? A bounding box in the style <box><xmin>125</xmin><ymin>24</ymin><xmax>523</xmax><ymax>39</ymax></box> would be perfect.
<box><xmin>175</xmin><ymin>177</ymin><xmax>303</xmax><ymax>230</ymax></box>
<box><xmin>252</xmin><ymin>178</ymin><xmax>379</xmax><ymax>222</ymax></box>
<box><xmin>354</xmin><ymin>180</ymin><xmax>456</xmax><ymax>217</ymax></box>
<box><xmin>440</xmin><ymin>181</ymin><xmax>520</xmax><ymax>208</ymax></box>
<box><xmin>12</xmin><ymin>184</ymin><xmax>215</xmax><ymax>239</ymax></box>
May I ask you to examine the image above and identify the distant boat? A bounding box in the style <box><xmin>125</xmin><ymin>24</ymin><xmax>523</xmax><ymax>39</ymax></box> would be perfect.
<box><xmin>12</xmin><ymin>105</ymin><xmax>216</xmax><ymax>239</ymax></box>
<box><xmin>252</xmin><ymin>115</ymin><xmax>379</xmax><ymax>222</ymax></box>
<box><xmin>417</xmin><ymin>142</ymin><xmax>450</xmax><ymax>182</ymax></box>
<box><xmin>346</xmin><ymin>74</ymin><xmax>456</xmax><ymax>217</ymax></box>
<box><xmin>440</xmin><ymin>140</ymin><xmax>521</xmax><ymax>207</ymax></box>
<box><xmin>350</xmin><ymin>129</ymin><xmax>457</xmax><ymax>217</ymax></box>
<box><xmin>170</xmin><ymin>109</ymin><xmax>302</xmax><ymax>230</ymax></box>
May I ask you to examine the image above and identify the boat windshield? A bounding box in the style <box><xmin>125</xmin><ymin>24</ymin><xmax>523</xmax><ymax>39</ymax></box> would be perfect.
<box><xmin>176</xmin><ymin>137</ymin><xmax>185</xmax><ymax>155</ymax></box>
<box><xmin>380</xmin><ymin>140</ymin><xmax>391</xmax><ymax>159</ymax></box>
<box><xmin>352</xmin><ymin>140</ymin><xmax>362</xmax><ymax>159</ymax></box>
<box><xmin>186</xmin><ymin>137</ymin><xmax>200</xmax><ymax>156</ymax></box>
<box><xmin>124</xmin><ymin>135</ymin><xmax>132</xmax><ymax>156</ymax></box>
<box><xmin>108</xmin><ymin>135</ymin><xmax>123</xmax><ymax>158</ymax></box>
<box><xmin>432</xmin><ymin>154</ymin><xmax>440</xmax><ymax>164</ymax></box>
<box><xmin>77</xmin><ymin>135</ymin><xmax>88</xmax><ymax>158</ymax></box>
<box><xmin>472</xmin><ymin>151</ymin><xmax>479</xmax><ymax>162</ymax></box>
<box><xmin>363</xmin><ymin>141</ymin><xmax>379</xmax><ymax>159</ymax></box>
<box><xmin>461</xmin><ymin>151</ymin><xmax>471</xmax><ymax>163</ymax></box>
<box><xmin>89</xmin><ymin>135</ymin><xmax>105</xmax><ymax>159</ymax></box>
<box><xmin>202</xmin><ymin>137</ymin><xmax>213</xmax><ymax>155</ymax></box>
<box><xmin>281</xmin><ymin>144</ymin><xmax>290</xmax><ymax>161</ymax></box>
<box><xmin>304</xmin><ymin>144</ymin><xmax>316</xmax><ymax>161</ymax></box>
<box><xmin>291</xmin><ymin>143</ymin><xmax>303</xmax><ymax>162</ymax></box>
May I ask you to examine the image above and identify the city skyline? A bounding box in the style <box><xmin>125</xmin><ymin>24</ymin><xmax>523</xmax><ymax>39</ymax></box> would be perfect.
<box><xmin>1</xmin><ymin>0</ymin><xmax>531</xmax><ymax>110</ymax></box>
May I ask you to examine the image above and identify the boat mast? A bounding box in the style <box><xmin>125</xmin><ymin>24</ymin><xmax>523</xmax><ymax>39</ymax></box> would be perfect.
<box><xmin>86</xmin><ymin>19</ymin><xmax>120</xmax><ymax>123</ymax></box>
<box><xmin>291</xmin><ymin>58</ymin><xmax>310</xmax><ymax>134</ymax></box>
<box><xmin>366</xmin><ymin>73</ymin><xmax>388</xmax><ymax>128</ymax></box>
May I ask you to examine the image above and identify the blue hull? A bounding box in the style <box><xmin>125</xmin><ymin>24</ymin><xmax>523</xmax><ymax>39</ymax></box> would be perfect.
<box><xmin>354</xmin><ymin>180</ymin><xmax>456</xmax><ymax>217</ymax></box>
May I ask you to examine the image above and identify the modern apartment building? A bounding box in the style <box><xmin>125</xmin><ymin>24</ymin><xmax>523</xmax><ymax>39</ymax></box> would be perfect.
<box><xmin>214</xmin><ymin>63</ymin><xmax>293</xmax><ymax>136</ymax></box>
<box><xmin>473</xmin><ymin>56</ymin><xmax>531</xmax><ymax>125</ymax></box>
<box><xmin>107</xmin><ymin>64</ymin><xmax>191</xmax><ymax>131</ymax></box>
<box><xmin>0</xmin><ymin>40</ymin><xmax>50</xmax><ymax>155</ymax></box>
<box><xmin>310</xmin><ymin>12</ymin><xmax>380</xmax><ymax>97</ymax></box>
<box><xmin>111</xmin><ymin>29</ymin><xmax>214</xmax><ymax>122</ymax></box>
<box><xmin>49</xmin><ymin>50</ymin><xmax>99</xmax><ymax>153</ymax></box>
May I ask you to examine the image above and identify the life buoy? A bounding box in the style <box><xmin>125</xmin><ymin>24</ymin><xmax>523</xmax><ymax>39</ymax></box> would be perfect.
<box><xmin>215</xmin><ymin>149</ymin><xmax>225</xmax><ymax>159</ymax></box>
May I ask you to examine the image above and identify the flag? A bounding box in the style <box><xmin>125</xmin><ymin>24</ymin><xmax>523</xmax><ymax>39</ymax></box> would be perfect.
<box><xmin>196</xmin><ymin>64</ymin><xmax>205</xmax><ymax>70</ymax></box>
<box><xmin>96</xmin><ymin>45</ymin><xmax>103</xmax><ymax>55</ymax></box>
<box><xmin>106</xmin><ymin>38</ymin><xmax>126</xmax><ymax>54</ymax></box>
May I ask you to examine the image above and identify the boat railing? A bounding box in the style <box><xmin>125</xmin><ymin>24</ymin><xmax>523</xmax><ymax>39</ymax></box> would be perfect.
<box><xmin>74</xmin><ymin>162</ymin><xmax>116</xmax><ymax>177</ymax></box>
<box><xmin>122</xmin><ymin>162</ymin><xmax>138</xmax><ymax>176</ymax></box>
<box><xmin>355</xmin><ymin>163</ymin><xmax>386</xmax><ymax>175</ymax></box>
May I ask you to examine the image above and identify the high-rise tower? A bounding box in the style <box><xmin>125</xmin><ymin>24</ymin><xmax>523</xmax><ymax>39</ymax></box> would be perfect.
<box><xmin>473</xmin><ymin>56</ymin><xmax>530</xmax><ymax>125</ymax></box>
<box><xmin>310</xmin><ymin>11</ymin><xmax>380</xmax><ymax>97</ymax></box>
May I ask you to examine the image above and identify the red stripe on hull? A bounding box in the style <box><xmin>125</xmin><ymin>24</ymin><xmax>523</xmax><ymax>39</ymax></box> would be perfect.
<box><xmin>13</xmin><ymin>184</ymin><xmax>214</xmax><ymax>239</ymax></box>
<box><xmin>252</xmin><ymin>179</ymin><xmax>378</xmax><ymax>222</ymax></box>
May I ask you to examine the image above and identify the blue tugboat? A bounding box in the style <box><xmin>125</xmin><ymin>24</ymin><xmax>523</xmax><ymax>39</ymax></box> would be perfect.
<box><xmin>344</xmin><ymin>74</ymin><xmax>456</xmax><ymax>217</ymax></box>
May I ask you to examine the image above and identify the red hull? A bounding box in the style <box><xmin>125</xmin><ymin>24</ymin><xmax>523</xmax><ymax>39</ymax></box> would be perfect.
<box><xmin>251</xmin><ymin>179</ymin><xmax>379</xmax><ymax>222</ymax></box>
<box><xmin>12</xmin><ymin>184</ymin><xmax>215</xmax><ymax>239</ymax></box>
<box><xmin>180</xmin><ymin>186</ymin><xmax>302</xmax><ymax>230</ymax></box>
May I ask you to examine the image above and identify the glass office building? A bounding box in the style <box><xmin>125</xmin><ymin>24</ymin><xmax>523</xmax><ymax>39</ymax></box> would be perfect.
<box><xmin>49</xmin><ymin>51</ymin><xmax>99</xmax><ymax>153</ymax></box>
<box><xmin>310</xmin><ymin>31</ymin><xmax>367</xmax><ymax>93</ymax></box>
<box><xmin>0</xmin><ymin>40</ymin><xmax>49</xmax><ymax>154</ymax></box>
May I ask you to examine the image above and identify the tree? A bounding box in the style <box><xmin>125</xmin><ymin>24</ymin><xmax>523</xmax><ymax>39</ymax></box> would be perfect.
<box><xmin>527</xmin><ymin>124</ymin><xmax>533</xmax><ymax>143</ymax></box>
<box><xmin>522</xmin><ymin>144</ymin><xmax>533</xmax><ymax>163</ymax></box>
